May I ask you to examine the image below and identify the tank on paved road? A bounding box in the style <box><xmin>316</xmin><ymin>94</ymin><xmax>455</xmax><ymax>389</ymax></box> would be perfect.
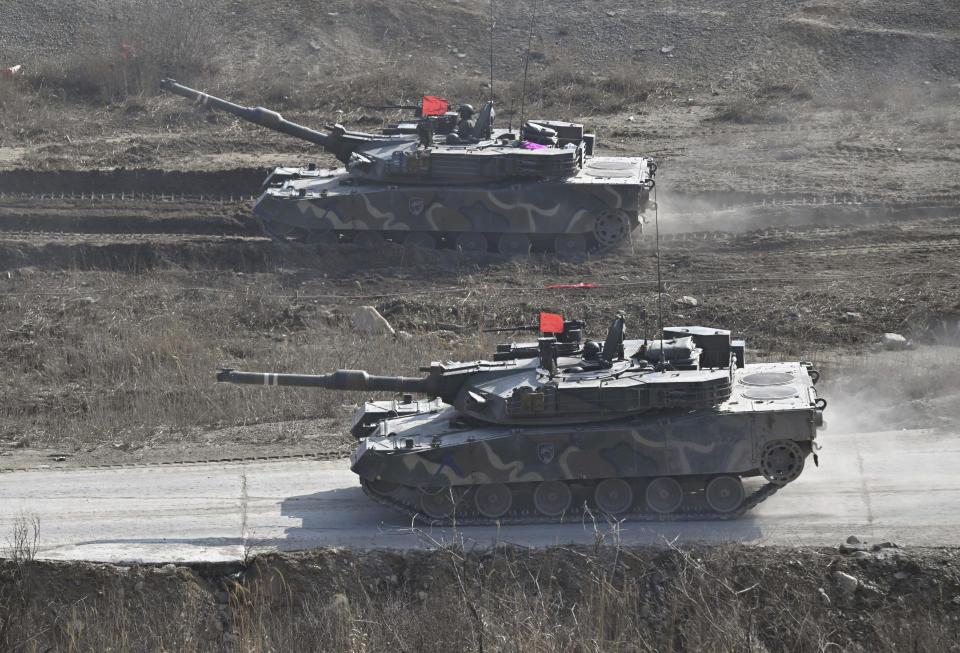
<box><xmin>216</xmin><ymin>314</ymin><xmax>826</xmax><ymax>523</ymax></box>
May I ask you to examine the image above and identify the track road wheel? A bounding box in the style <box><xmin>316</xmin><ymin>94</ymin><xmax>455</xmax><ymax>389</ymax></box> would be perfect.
<box><xmin>420</xmin><ymin>487</ymin><xmax>460</xmax><ymax>519</ymax></box>
<box><xmin>592</xmin><ymin>209</ymin><xmax>632</xmax><ymax>249</ymax></box>
<box><xmin>403</xmin><ymin>232</ymin><xmax>436</xmax><ymax>249</ymax></box>
<box><xmin>367</xmin><ymin>478</ymin><xmax>401</xmax><ymax>497</ymax></box>
<box><xmin>533</xmin><ymin>481</ymin><xmax>572</xmax><ymax>517</ymax></box>
<box><xmin>455</xmin><ymin>232</ymin><xmax>489</xmax><ymax>253</ymax></box>
<box><xmin>645</xmin><ymin>477</ymin><xmax>683</xmax><ymax>514</ymax></box>
<box><xmin>304</xmin><ymin>230</ymin><xmax>340</xmax><ymax>245</ymax></box>
<box><xmin>352</xmin><ymin>231</ymin><xmax>385</xmax><ymax>247</ymax></box>
<box><xmin>704</xmin><ymin>475</ymin><xmax>745</xmax><ymax>513</ymax></box>
<box><xmin>263</xmin><ymin>222</ymin><xmax>298</xmax><ymax>242</ymax></box>
<box><xmin>759</xmin><ymin>439</ymin><xmax>805</xmax><ymax>485</ymax></box>
<box><xmin>594</xmin><ymin>478</ymin><xmax>633</xmax><ymax>515</ymax></box>
<box><xmin>553</xmin><ymin>233</ymin><xmax>587</xmax><ymax>257</ymax></box>
<box><xmin>497</xmin><ymin>233</ymin><xmax>530</xmax><ymax>257</ymax></box>
<box><xmin>474</xmin><ymin>483</ymin><xmax>512</xmax><ymax>519</ymax></box>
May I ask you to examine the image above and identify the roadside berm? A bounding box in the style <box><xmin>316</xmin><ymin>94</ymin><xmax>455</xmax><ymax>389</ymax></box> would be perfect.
<box><xmin>2</xmin><ymin>540</ymin><xmax>958</xmax><ymax>651</ymax></box>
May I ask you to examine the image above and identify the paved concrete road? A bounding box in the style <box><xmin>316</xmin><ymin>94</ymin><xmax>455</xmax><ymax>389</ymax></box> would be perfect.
<box><xmin>1</xmin><ymin>428</ymin><xmax>957</xmax><ymax>563</ymax></box>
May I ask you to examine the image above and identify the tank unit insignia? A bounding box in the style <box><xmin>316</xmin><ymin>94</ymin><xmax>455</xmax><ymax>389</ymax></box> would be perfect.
<box><xmin>537</xmin><ymin>443</ymin><xmax>556</xmax><ymax>464</ymax></box>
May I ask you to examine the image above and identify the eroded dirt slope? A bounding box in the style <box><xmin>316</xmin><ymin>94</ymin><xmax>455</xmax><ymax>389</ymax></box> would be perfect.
<box><xmin>2</xmin><ymin>543</ymin><xmax>959</xmax><ymax>652</ymax></box>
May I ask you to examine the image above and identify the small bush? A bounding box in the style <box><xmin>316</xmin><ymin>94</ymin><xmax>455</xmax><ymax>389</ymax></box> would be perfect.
<box><xmin>759</xmin><ymin>82</ymin><xmax>814</xmax><ymax>102</ymax></box>
<box><xmin>0</xmin><ymin>76</ymin><xmax>31</xmax><ymax>127</ymax></box>
<box><xmin>713</xmin><ymin>97</ymin><xmax>788</xmax><ymax>124</ymax></box>
<box><xmin>500</xmin><ymin>62</ymin><xmax>653</xmax><ymax>115</ymax></box>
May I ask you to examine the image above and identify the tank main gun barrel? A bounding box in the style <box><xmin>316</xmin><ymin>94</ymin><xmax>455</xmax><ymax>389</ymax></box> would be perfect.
<box><xmin>161</xmin><ymin>78</ymin><xmax>331</xmax><ymax>148</ymax></box>
<box><xmin>216</xmin><ymin>368</ymin><xmax>434</xmax><ymax>394</ymax></box>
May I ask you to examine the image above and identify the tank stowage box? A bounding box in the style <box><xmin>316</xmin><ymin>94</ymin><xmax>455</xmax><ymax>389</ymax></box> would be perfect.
<box><xmin>216</xmin><ymin>314</ymin><xmax>826</xmax><ymax>523</ymax></box>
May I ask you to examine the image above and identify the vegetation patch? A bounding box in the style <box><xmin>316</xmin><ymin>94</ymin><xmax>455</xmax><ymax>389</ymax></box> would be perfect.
<box><xmin>2</xmin><ymin>530</ymin><xmax>958</xmax><ymax>652</ymax></box>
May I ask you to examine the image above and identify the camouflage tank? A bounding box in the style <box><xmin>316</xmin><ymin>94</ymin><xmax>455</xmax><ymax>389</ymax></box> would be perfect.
<box><xmin>216</xmin><ymin>315</ymin><xmax>827</xmax><ymax>523</ymax></box>
<box><xmin>161</xmin><ymin>79</ymin><xmax>656</xmax><ymax>255</ymax></box>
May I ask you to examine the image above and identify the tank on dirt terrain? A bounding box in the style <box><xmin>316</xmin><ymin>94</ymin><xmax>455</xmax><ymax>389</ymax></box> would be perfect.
<box><xmin>216</xmin><ymin>315</ymin><xmax>826</xmax><ymax>523</ymax></box>
<box><xmin>161</xmin><ymin>79</ymin><xmax>656</xmax><ymax>255</ymax></box>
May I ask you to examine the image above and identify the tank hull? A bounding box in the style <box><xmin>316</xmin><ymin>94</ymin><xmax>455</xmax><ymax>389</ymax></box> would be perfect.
<box><xmin>255</xmin><ymin>156</ymin><xmax>655</xmax><ymax>253</ymax></box>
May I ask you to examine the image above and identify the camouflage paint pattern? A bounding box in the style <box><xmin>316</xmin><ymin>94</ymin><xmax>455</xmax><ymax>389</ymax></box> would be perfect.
<box><xmin>215</xmin><ymin>318</ymin><xmax>823</xmax><ymax>518</ymax></box>
<box><xmin>349</xmin><ymin>361</ymin><xmax>820</xmax><ymax>489</ymax></box>
<box><xmin>255</xmin><ymin>158</ymin><xmax>654</xmax><ymax>249</ymax></box>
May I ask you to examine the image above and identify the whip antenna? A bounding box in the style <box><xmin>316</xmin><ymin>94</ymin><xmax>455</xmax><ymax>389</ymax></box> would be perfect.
<box><xmin>489</xmin><ymin>0</ymin><xmax>495</xmax><ymax>101</ymax></box>
<box><xmin>654</xmin><ymin>184</ymin><xmax>665</xmax><ymax>367</ymax></box>
<box><xmin>518</xmin><ymin>1</ymin><xmax>538</xmax><ymax>127</ymax></box>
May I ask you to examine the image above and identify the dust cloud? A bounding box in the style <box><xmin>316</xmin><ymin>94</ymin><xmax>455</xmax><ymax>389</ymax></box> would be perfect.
<box><xmin>819</xmin><ymin>337</ymin><xmax>960</xmax><ymax>435</ymax></box>
<box><xmin>656</xmin><ymin>193</ymin><xmax>767</xmax><ymax>234</ymax></box>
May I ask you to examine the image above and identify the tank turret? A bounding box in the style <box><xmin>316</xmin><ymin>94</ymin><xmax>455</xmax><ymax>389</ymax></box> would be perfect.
<box><xmin>217</xmin><ymin>315</ymin><xmax>738</xmax><ymax>428</ymax></box>
<box><xmin>161</xmin><ymin>79</ymin><xmax>574</xmax><ymax>185</ymax></box>
<box><xmin>160</xmin><ymin>80</ymin><xmax>656</xmax><ymax>253</ymax></box>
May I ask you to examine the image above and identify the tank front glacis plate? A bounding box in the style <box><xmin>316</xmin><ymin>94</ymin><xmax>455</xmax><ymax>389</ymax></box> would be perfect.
<box><xmin>254</xmin><ymin>167</ymin><xmax>651</xmax><ymax>237</ymax></box>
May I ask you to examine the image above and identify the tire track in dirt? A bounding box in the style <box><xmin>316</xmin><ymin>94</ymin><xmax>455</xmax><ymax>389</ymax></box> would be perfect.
<box><xmin>2</xmin><ymin>218</ymin><xmax>959</xmax><ymax>276</ymax></box>
<box><xmin>0</xmin><ymin>196</ymin><xmax>260</xmax><ymax>237</ymax></box>
<box><xmin>0</xmin><ymin>231</ymin><xmax>268</xmax><ymax>244</ymax></box>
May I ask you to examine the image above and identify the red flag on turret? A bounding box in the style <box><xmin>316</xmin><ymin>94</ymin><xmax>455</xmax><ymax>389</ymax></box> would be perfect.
<box><xmin>421</xmin><ymin>95</ymin><xmax>448</xmax><ymax>116</ymax></box>
<box><xmin>539</xmin><ymin>312</ymin><xmax>564</xmax><ymax>333</ymax></box>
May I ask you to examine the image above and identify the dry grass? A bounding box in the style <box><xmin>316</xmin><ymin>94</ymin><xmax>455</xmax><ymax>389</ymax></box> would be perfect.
<box><xmin>0</xmin><ymin>77</ymin><xmax>31</xmax><ymax>127</ymax></box>
<box><xmin>712</xmin><ymin>97</ymin><xmax>789</xmax><ymax>125</ymax></box>
<box><xmin>504</xmin><ymin>62</ymin><xmax>655</xmax><ymax>116</ymax></box>
<box><xmin>0</xmin><ymin>269</ymin><xmax>484</xmax><ymax>451</ymax></box>
<box><xmin>20</xmin><ymin>31</ymin><xmax>652</xmax><ymax>119</ymax></box>
<box><xmin>0</xmin><ymin>515</ymin><xmax>39</xmax><ymax>651</ymax></box>
<box><xmin>2</xmin><ymin>231</ymin><xmax>957</xmax><ymax>451</ymax></box>
<box><xmin>2</xmin><ymin>535</ymin><xmax>958</xmax><ymax>652</ymax></box>
<box><xmin>218</xmin><ymin>58</ymin><xmax>653</xmax><ymax>119</ymax></box>
<box><xmin>27</xmin><ymin>0</ymin><xmax>217</xmax><ymax>102</ymax></box>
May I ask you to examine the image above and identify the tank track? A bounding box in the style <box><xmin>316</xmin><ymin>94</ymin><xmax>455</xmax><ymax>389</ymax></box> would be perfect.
<box><xmin>360</xmin><ymin>478</ymin><xmax>783</xmax><ymax>526</ymax></box>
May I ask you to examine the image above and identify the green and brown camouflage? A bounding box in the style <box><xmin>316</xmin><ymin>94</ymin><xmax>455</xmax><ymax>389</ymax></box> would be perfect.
<box><xmin>161</xmin><ymin>79</ymin><xmax>656</xmax><ymax>255</ymax></box>
<box><xmin>216</xmin><ymin>317</ymin><xmax>827</xmax><ymax>523</ymax></box>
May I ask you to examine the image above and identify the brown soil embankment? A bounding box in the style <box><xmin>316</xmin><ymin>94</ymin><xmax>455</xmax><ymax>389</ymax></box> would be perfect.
<box><xmin>2</xmin><ymin>542</ymin><xmax>957</xmax><ymax>652</ymax></box>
